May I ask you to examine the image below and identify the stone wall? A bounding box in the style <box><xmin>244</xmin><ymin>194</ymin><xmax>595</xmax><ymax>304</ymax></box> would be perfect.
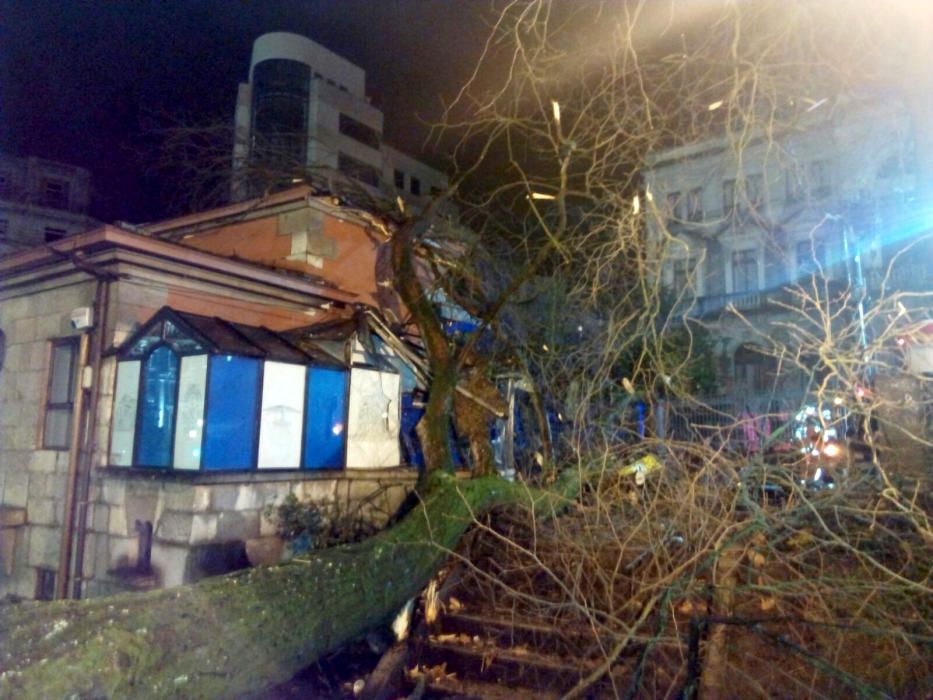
<box><xmin>81</xmin><ymin>468</ymin><xmax>417</xmax><ymax>597</ymax></box>
<box><xmin>0</xmin><ymin>279</ymin><xmax>96</xmax><ymax>599</ymax></box>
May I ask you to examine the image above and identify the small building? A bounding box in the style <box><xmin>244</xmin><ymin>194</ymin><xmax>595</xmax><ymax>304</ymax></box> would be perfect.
<box><xmin>0</xmin><ymin>225</ymin><xmax>416</xmax><ymax>601</ymax></box>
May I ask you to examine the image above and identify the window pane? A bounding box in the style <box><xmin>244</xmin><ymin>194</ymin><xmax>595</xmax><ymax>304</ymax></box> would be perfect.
<box><xmin>257</xmin><ymin>362</ymin><xmax>306</xmax><ymax>469</ymax></box>
<box><xmin>202</xmin><ymin>356</ymin><xmax>260</xmax><ymax>470</ymax></box>
<box><xmin>173</xmin><ymin>355</ymin><xmax>207</xmax><ymax>470</ymax></box>
<box><xmin>732</xmin><ymin>250</ymin><xmax>759</xmax><ymax>293</ymax></box>
<box><xmin>49</xmin><ymin>344</ymin><xmax>76</xmax><ymax>403</ymax></box>
<box><xmin>43</xmin><ymin>408</ymin><xmax>72</xmax><ymax>449</ymax></box>
<box><xmin>110</xmin><ymin>360</ymin><xmax>141</xmax><ymax>466</ymax></box>
<box><xmin>303</xmin><ymin>367</ymin><xmax>348</xmax><ymax>469</ymax></box>
<box><xmin>136</xmin><ymin>346</ymin><xmax>179</xmax><ymax>467</ymax></box>
<box><xmin>346</xmin><ymin>368</ymin><xmax>400</xmax><ymax>468</ymax></box>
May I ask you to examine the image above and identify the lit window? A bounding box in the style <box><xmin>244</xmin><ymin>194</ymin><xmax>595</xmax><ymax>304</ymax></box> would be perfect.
<box><xmin>43</xmin><ymin>338</ymin><xmax>79</xmax><ymax>449</ymax></box>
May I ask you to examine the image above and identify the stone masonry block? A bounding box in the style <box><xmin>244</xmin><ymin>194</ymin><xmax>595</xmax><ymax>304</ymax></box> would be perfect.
<box><xmin>28</xmin><ymin>341</ymin><xmax>48</xmax><ymax>372</ymax></box>
<box><xmin>192</xmin><ymin>486</ymin><xmax>211</xmax><ymax>513</ymax></box>
<box><xmin>210</xmin><ymin>484</ymin><xmax>239</xmax><ymax>511</ymax></box>
<box><xmin>29</xmin><ymin>451</ymin><xmax>58</xmax><ymax>474</ymax></box>
<box><xmin>109</xmin><ymin>506</ymin><xmax>128</xmax><ymax>537</ymax></box>
<box><xmin>11</xmin><ymin>317</ymin><xmax>37</xmax><ymax>343</ymax></box>
<box><xmin>28</xmin><ymin>525</ymin><xmax>60</xmax><ymax>568</ymax></box>
<box><xmin>151</xmin><ymin>543</ymin><xmax>191</xmax><ymax>589</ymax></box>
<box><xmin>101</xmin><ymin>479</ymin><xmax>126</xmax><ymax>506</ymax></box>
<box><xmin>190</xmin><ymin>513</ymin><xmax>218</xmax><ymax>545</ymax></box>
<box><xmin>296</xmin><ymin>479</ymin><xmax>337</xmax><ymax>505</ymax></box>
<box><xmin>234</xmin><ymin>486</ymin><xmax>259</xmax><ymax>512</ymax></box>
<box><xmin>28</xmin><ymin>498</ymin><xmax>58</xmax><ymax>527</ymax></box>
<box><xmin>155</xmin><ymin>510</ymin><xmax>193</xmax><ymax>545</ymax></box>
<box><xmin>92</xmin><ymin>503</ymin><xmax>110</xmax><ymax>533</ymax></box>
<box><xmin>161</xmin><ymin>484</ymin><xmax>195</xmax><ymax>512</ymax></box>
<box><xmin>36</xmin><ymin>313</ymin><xmax>66</xmax><ymax>339</ymax></box>
<box><xmin>215</xmin><ymin>511</ymin><xmax>260</xmax><ymax>542</ymax></box>
<box><xmin>2</xmin><ymin>471</ymin><xmax>29</xmax><ymax>508</ymax></box>
<box><xmin>56</xmin><ymin>451</ymin><xmax>72</xmax><ymax>473</ymax></box>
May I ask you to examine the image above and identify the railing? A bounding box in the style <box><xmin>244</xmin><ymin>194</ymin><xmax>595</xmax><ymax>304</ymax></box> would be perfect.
<box><xmin>660</xmin><ymin>391</ymin><xmax>806</xmax><ymax>449</ymax></box>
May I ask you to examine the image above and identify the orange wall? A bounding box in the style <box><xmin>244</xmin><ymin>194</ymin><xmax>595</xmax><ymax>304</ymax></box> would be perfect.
<box><xmin>182</xmin><ymin>210</ymin><xmax>382</xmax><ymax>306</ymax></box>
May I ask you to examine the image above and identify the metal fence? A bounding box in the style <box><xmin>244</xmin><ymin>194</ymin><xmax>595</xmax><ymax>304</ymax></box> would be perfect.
<box><xmin>659</xmin><ymin>391</ymin><xmax>806</xmax><ymax>451</ymax></box>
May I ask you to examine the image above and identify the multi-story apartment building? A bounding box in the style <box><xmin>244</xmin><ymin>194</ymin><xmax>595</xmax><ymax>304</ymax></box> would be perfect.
<box><xmin>231</xmin><ymin>32</ymin><xmax>448</xmax><ymax>203</ymax></box>
<box><xmin>0</xmin><ymin>153</ymin><xmax>98</xmax><ymax>255</ymax></box>
<box><xmin>643</xmin><ymin>100</ymin><xmax>925</xmax><ymax>401</ymax></box>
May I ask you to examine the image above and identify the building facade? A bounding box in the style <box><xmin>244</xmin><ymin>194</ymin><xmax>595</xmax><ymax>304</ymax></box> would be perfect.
<box><xmin>643</xmin><ymin>100</ymin><xmax>925</xmax><ymax>409</ymax></box>
<box><xmin>0</xmin><ymin>153</ymin><xmax>98</xmax><ymax>255</ymax></box>
<box><xmin>0</xmin><ymin>186</ymin><xmax>435</xmax><ymax>602</ymax></box>
<box><xmin>231</xmin><ymin>32</ymin><xmax>448</xmax><ymax>203</ymax></box>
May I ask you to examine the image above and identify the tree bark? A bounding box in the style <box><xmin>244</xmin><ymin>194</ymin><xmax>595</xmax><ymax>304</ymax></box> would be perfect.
<box><xmin>0</xmin><ymin>473</ymin><xmax>577</xmax><ymax>699</ymax></box>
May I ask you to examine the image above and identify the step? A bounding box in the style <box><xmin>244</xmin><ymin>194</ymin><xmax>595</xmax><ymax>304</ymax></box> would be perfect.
<box><xmin>435</xmin><ymin>611</ymin><xmax>609</xmax><ymax>659</ymax></box>
<box><xmin>410</xmin><ymin>670</ymin><xmax>562</xmax><ymax>700</ymax></box>
<box><xmin>415</xmin><ymin>637</ymin><xmax>595</xmax><ymax>693</ymax></box>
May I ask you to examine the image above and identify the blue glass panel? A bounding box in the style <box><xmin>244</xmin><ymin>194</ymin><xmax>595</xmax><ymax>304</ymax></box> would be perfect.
<box><xmin>202</xmin><ymin>356</ymin><xmax>260</xmax><ymax>470</ymax></box>
<box><xmin>136</xmin><ymin>346</ymin><xmax>179</xmax><ymax>467</ymax></box>
<box><xmin>303</xmin><ymin>367</ymin><xmax>348</xmax><ymax>469</ymax></box>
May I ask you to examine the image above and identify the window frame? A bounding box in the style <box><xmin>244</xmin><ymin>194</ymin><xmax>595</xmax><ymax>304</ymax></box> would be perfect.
<box><xmin>731</xmin><ymin>248</ymin><xmax>759</xmax><ymax>293</ymax></box>
<box><xmin>40</xmin><ymin>178</ymin><xmax>70</xmax><ymax>209</ymax></box>
<box><xmin>686</xmin><ymin>187</ymin><xmax>704</xmax><ymax>222</ymax></box>
<box><xmin>722</xmin><ymin>179</ymin><xmax>736</xmax><ymax>213</ymax></box>
<box><xmin>42</xmin><ymin>337</ymin><xmax>80</xmax><ymax>450</ymax></box>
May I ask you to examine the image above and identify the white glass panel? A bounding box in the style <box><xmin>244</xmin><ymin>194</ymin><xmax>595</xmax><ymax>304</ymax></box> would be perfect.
<box><xmin>346</xmin><ymin>368</ymin><xmax>400</xmax><ymax>468</ymax></box>
<box><xmin>173</xmin><ymin>355</ymin><xmax>207</xmax><ymax>470</ymax></box>
<box><xmin>110</xmin><ymin>360</ymin><xmax>140</xmax><ymax>466</ymax></box>
<box><xmin>257</xmin><ymin>362</ymin><xmax>306</xmax><ymax>468</ymax></box>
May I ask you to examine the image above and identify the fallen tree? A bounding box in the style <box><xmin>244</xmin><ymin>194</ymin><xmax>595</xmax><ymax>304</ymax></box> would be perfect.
<box><xmin>0</xmin><ymin>472</ymin><xmax>579</xmax><ymax>698</ymax></box>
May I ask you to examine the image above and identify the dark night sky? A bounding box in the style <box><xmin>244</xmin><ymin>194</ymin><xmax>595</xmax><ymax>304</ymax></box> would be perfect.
<box><xmin>0</xmin><ymin>1</ymin><xmax>497</xmax><ymax>222</ymax></box>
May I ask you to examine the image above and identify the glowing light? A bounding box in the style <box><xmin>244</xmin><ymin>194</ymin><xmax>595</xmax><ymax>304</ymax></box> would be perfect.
<box><xmin>331</xmin><ymin>422</ymin><xmax>344</xmax><ymax>436</ymax></box>
<box><xmin>833</xmin><ymin>396</ymin><xmax>844</xmax><ymax>406</ymax></box>
<box><xmin>822</xmin><ymin>443</ymin><xmax>841</xmax><ymax>458</ymax></box>
<box><xmin>529</xmin><ymin>192</ymin><xmax>556</xmax><ymax>200</ymax></box>
<box><xmin>633</xmin><ymin>194</ymin><xmax>640</xmax><ymax>214</ymax></box>
<box><xmin>551</xmin><ymin>99</ymin><xmax>561</xmax><ymax>124</ymax></box>
<box><xmin>896</xmin><ymin>336</ymin><xmax>906</xmax><ymax>346</ymax></box>
<box><xmin>542</xmin><ymin>344</ymin><xmax>549</xmax><ymax>352</ymax></box>
<box><xmin>708</xmin><ymin>100</ymin><xmax>723</xmax><ymax>111</ymax></box>
<box><xmin>188</xmin><ymin>429</ymin><xmax>198</xmax><ymax>439</ymax></box>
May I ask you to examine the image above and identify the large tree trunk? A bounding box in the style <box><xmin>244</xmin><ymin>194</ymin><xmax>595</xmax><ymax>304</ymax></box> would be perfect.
<box><xmin>0</xmin><ymin>473</ymin><xmax>575</xmax><ymax>699</ymax></box>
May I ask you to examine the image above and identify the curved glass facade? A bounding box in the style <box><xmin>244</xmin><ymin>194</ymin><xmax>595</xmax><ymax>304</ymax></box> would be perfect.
<box><xmin>251</xmin><ymin>59</ymin><xmax>310</xmax><ymax>169</ymax></box>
